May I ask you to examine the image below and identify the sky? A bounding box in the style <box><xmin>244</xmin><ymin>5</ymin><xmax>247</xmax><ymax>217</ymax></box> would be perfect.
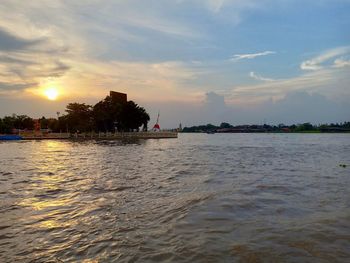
<box><xmin>0</xmin><ymin>0</ymin><xmax>349</xmax><ymax>127</ymax></box>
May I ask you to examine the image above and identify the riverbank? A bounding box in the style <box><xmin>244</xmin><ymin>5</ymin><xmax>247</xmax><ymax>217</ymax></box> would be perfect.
<box><xmin>1</xmin><ymin>132</ymin><xmax>178</xmax><ymax>140</ymax></box>
<box><xmin>182</xmin><ymin>122</ymin><xmax>350</xmax><ymax>133</ymax></box>
<box><xmin>185</xmin><ymin>130</ymin><xmax>350</xmax><ymax>134</ymax></box>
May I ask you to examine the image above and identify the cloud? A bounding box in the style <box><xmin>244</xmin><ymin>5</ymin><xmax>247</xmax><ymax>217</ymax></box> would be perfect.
<box><xmin>230</xmin><ymin>66</ymin><xmax>350</xmax><ymax>105</ymax></box>
<box><xmin>205</xmin><ymin>91</ymin><xmax>226</xmax><ymax>105</ymax></box>
<box><xmin>197</xmin><ymin>91</ymin><xmax>229</xmax><ymax>123</ymax></box>
<box><xmin>0</xmin><ymin>54</ymin><xmax>36</xmax><ymax>65</ymax></box>
<box><xmin>0</xmin><ymin>0</ymin><xmax>349</xmax><ymax>125</ymax></box>
<box><xmin>0</xmin><ymin>82</ymin><xmax>35</xmax><ymax>91</ymax></box>
<box><xmin>203</xmin><ymin>0</ymin><xmax>227</xmax><ymax>13</ymax></box>
<box><xmin>333</xmin><ymin>58</ymin><xmax>350</xmax><ymax>68</ymax></box>
<box><xmin>178</xmin><ymin>0</ymin><xmax>262</xmax><ymax>15</ymax></box>
<box><xmin>0</xmin><ymin>0</ymin><xmax>210</xmax><ymax>99</ymax></box>
<box><xmin>141</xmin><ymin>90</ymin><xmax>350</xmax><ymax>128</ymax></box>
<box><xmin>230</xmin><ymin>51</ymin><xmax>276</xmax><ymax>61</ymax></box>
<box><xmin>0</xmin><ymin>49</ymin><xmax>71</xmax><ymax>93</ymax></box>
<box><xmin>226</xmin><ymin>47</ymin><xmax>350</xmax><ymax>106</ymax></box>
<box><xmin>249</xmin><ymin>71</ymin><xmax>274</xmax><ymax>82</ymax></box>
<box><xmin>301</xmin><ymin>46</ymin><xmax>350</xmax><ymax>71</ymax></box>
<box><xmin>0</xmin><ymin>27</ymin><xmax>43</xmax><ymax>51</ymax></box>
<box><xmin>263</xmin><ymin>91</ymin><xmax>350</xmax><ymax>124</ymax></box>
<box><xmin>0</xmin><ymin>0</ymin><xmax>276</xmax><ymax>100</ymax></box>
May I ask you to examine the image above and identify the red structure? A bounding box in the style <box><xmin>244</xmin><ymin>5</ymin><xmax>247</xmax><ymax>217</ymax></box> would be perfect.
<box><xmin>152</xmin><ymin>112</ymin><xmax>160</xmax><ymax>131</ymax></box>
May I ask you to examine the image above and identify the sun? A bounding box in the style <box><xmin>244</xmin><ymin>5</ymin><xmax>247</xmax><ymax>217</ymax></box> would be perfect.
<box><xmin>44</xmin><ymin>87</ymin><xmax>59</xmax><ymax>101</ymax></box>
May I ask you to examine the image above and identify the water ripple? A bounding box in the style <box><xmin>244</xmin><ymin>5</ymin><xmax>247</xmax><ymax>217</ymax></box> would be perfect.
<box><xmin>0</xmin><ymin>134</ymin><xmax>349</xmax><ymax>262</ymax></box>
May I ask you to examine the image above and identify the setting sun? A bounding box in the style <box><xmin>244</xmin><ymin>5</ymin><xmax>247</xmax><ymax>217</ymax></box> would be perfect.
<box><xmin>44</xmin><ymin>87</ymin><xmax>59</xmax><ymax>101</ymax></box>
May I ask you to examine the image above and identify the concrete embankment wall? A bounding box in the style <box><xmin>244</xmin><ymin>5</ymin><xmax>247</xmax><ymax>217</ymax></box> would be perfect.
<box><xmin>20</xmin><ymin>132</ymin><xmax>70</xmax><ymax>140</ymax></box>
<box><xmin>22</xmin><ymin>132</ymin><xmax>178</xmax><ymax>140</ymax></box>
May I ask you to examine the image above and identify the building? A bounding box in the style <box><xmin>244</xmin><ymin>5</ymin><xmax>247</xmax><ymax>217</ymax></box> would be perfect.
<box><xmin>110</xmin><ymin>91</ymin><xmax>127</xmax><ymax>104</ymax></box>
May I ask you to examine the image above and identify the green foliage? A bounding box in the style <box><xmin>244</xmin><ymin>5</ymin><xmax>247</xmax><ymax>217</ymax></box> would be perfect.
<box><xmin>220</xmin><ymin>122</ymin><xmax>233</xmax><ymax>129</ymax></box>
<box><xmin>0</xmin><ymin>114</ymin><xmax>34</xmax><ymax>133</ymax></box>
<box><xmin>119</xmin><ymin>101</ymin><xmax>150</xmax><ymax>131</ymax></box>
<box><xmin>92</xmin><ymin>96</ymin><xmax>122</xmax><ymax>132</ymax></box>
<box><xmin>56</xmin><ymin>96</ymin><xmax>150</xmax><ymax>133</ymax></box>
<box><xmin>182</xmin><ymin>121</ymin><xmax>350</xmax><ymax>133</ymax></box>
<box><xmin>39</xmin><ymin>117</ymin><xmax>49</xmax><ymax>129</ymax></box>
<box><xmin>64</xmin><ymin>103</ymin><xmax>93</xmax><ymax>132</ymax></box>
<box><xmin>182</xmin><ymin>123</ymin><xmax>218</xmax><ymax>132</ymax></box>
<box><xmin>294</xmin><ymin>122</ymin><xmax>314</xmax><ymax>132</ymax></box>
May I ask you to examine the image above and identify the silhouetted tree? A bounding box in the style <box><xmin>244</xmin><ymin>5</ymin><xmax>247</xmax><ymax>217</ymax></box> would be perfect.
<box><xmin>39</xmin><ymin>117</ymin><xmax>49</xmax><ymax>129</ymax></box>
<box><xmin>50</xmin><ymin>119</ymin><xmax>59</xmax><ymax>132</ymax></box>
<box><xmin>64</xmin><ymin>103</ymin><xmax>93</xmax><ymax>132</ymax></box>
<box><xmin>92</xmin><ymin>96</ymin><xmax>149</xmax><ymax>132</ymax></box>
<box><xmin>0</xmin><ymin>115</ymin><xmax>34</xmax><ymax>133</ymax></box>
<box><xmin>0</xmin><ymin>117</ymin><xmax>14</xmax><ymax>133</ymax></box>
<box><xmin>296</xmin><ymin>122</ymin><xmax>314</xmax><ymax>131</ymax></box>
<box><xmin>119</xmin><ymin>101</ymin><xmax>150</xmax><ymax>131</ymax></box>
<box><xmin>220</xmin><ymin>122</ymin><xmax>233</xmax><ymax>129</ymax></box>
<box><xmin>92</xmin><ymin>96</ymin><xmax>122</xmax><ymax>132</ymax></box>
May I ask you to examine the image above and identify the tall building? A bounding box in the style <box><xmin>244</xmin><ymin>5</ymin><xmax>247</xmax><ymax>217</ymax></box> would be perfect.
<box><xmin>110</xmin><ymin>91</ymin><xmax>127</xmax><ymax>104</ymax></box>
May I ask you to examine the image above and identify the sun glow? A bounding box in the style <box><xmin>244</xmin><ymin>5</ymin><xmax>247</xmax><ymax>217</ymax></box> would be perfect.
<box><xmin>44</xmin><ymin>87</ymin><xmax>59</xmax><ymax>100</ymax></box>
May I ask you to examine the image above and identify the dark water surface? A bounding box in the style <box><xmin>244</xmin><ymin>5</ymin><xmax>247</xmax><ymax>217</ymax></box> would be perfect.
<box><xmin>0</xmin><ymin>134</ymin><xmax>349</xmax><ymax>262</ymax></box>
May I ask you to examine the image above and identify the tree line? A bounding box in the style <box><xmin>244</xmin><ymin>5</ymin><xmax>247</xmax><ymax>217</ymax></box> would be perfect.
<box><xmin>182</xmin><ymin>122</ymin><xmax>350</xmax><ymax>133</ymax></box>
<box><xmin>0</xmin><ymin>95</ymin><xmax>150</xmax><ymax>134</ymax></box>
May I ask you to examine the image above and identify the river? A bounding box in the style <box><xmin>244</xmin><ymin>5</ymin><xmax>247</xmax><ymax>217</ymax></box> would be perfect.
<box><xmin>0</xmin><ymin>133</ymin><xmax>349</xmax><ymax>262</ymax></box>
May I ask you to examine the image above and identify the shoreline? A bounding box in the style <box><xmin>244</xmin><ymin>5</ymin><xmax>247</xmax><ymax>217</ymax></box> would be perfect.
<box><xmin>0</xmin><ymin>131</ymin><xmax>178</xmax><ymax>141</ymax></box>
<box><xmin>182</xmin><ymin>131</ymin><xmax>350</xmax><ymax>134</ymax></box>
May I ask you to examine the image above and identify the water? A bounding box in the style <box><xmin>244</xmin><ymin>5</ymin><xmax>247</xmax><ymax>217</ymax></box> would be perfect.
<box><xmin>0</xmin><ymin>134</ymin><xmax>349</xmax><ymax>262</ymax></box>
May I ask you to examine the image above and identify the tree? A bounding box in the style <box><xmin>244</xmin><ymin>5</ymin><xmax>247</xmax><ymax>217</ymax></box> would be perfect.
<box><xmin>0</xmin><ymin>118</ymin><xmax>6</xmax><ymax>134</ymax></box>
<box><xmin>119</xmin><ymin>101</ymin><xmax>150</xmax><ymax>131</ymax></box>
<box><xmin>64</xmin><ymin>103</ymin><xmax>93</xmax><ymax>132</ymax></box>
<box><xmin>0</xmin><ymin>94</ymin><xmax>151</xmax><ymax>134</ymax></box>
<box><xmin>92</xmin><ymin>96</ymin><xmax>122</xmax><ymax>132</ymax></box>
<box><xmin>0</xmin><ymin>115</ymin><xmax>34</xmax><ymax>133</ymax></box>
<box><xmin>45</xmin><ymin>118</ymin><xmax>60</xmax><ymax>132</ymax></box>
<box><xmin>220</xmin><ymin>122</ymin><xmax>233</xmax><ymax>129</ymax></box>
<box><xmin>92</xmin><ymin>96</ymin><xmax>150</xmax><ymax>132</ymax></box>
<box><xmin>296</xmin><ymin>122</ymin><xmax>314</xmax><ymax>131</ymax></box>
<box><xmin>13</xmin><ymin>115</ymin><xmax>34</xmax><ymax>130</ymax></box>
<box><xmin>39</xmin><ymin>117</ymin><xmax>49</xmax><ymax>129</ymax></box>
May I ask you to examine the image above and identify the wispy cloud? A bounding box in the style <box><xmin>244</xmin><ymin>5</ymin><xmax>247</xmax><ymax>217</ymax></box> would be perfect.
<box><xmin>249</xmin><ymin>71</ymin><xmax>274</xmax><ymax>82</ymax></box>
<box><xmin>228</xmin><ymin>47</ymin><xmax>350</xmax><ymax>105</ymax></box>
<box><xmin>0</xmin><ymin>27</ymin><xmax>44</xmax><ymax>51</ymax></box>
<box><xmin>333</xmin><ymin>58</ymin><xmax>350</xmax><ymax>68</ymax></box>
<box><xmin>0</xmin><ymin>0</ymin><xmax>349</xmax><ymax>120</ymax></box>
<box><xmin>230</xmin><ymin>51</ymin><xmax>276</xmax><ymax>61</ymax></box>
<box><xmin>300</xmin><ymin>46</ymin><xmax>350</xmax><ymax>71</ymax></box>
<box><xmin>230</xmin><ymin>66</ymin><xmax>350</xmax><ymax>105</ymax></box>
<box><xmin>205</xmin><ymin>0</ymin><xmax>226</xmax><ymax>13</ymax></box>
